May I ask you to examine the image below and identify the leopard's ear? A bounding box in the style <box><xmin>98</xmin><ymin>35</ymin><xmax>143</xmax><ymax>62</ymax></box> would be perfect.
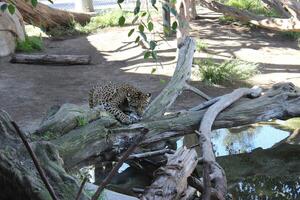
<box><xmin>147</xmin><ymin>93</ymin><xmax>151</xmax><ymax>97</ymax></box>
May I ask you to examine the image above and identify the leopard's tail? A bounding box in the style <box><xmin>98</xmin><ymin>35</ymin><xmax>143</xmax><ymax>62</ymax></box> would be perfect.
<box><xmin>88</xmin><ymin>86</ymin><xmax>96</xmax><ymax>108</ymax></box>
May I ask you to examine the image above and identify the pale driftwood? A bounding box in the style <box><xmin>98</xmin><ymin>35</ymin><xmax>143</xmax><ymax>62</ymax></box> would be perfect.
<box><xmin>128</xmin><ymin>149</ymin><xmax>175</xmax><ymax>160</ymax></box>
<box><xmin>197</xmin><ymin>87</ymin><xmax>262</xmax><ymax>200</ymax></box>
<box><xmin>201</xmin><ymin>0</ymin><xmax>300</xmax><ymax>32</ymax></box>
<box><xmin>141</xmin><ymin>147</ymin><xmax>198</xmax><ymax>200</ymax></box>
<box><xmin>261</xmin><ymin>0</ymin><xmax>291</xmax><ymax>18</ymax></box>
<box><xmin>11</xmin><ymin>54</ymin><xmax>91</xmax><ymax>65</ymax></box>
<box><xmin>143</xmin><ymin>37</ymin><xmax>196</xmax><ymax>119</ymax></box>
<box><xmin>7</xmin><ymin>0</ymin><xmax>91</xmax><ymax>30</ymax></box>
<box><xmin>143</xmin><ymin>37</ymin><xmax>209</xmax><ymax>119</ymax></box>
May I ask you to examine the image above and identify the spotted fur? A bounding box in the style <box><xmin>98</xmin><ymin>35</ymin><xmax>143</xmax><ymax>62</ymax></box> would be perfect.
<box><xmin>89</xmin><ymin>82</ymin><xmax>151</xmax><ymax>124</ymax></box>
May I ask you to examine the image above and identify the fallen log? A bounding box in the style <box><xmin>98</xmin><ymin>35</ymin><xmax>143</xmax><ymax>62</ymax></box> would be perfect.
<box><xmin>201</xmin><ymin>0</ymin><xmax>300</xmax><ymax>32</ymax></box>
<box><xmin>11</xmin><ymin>54</ymin><xmax>91</xmax><ymax>65</ymax></box>
<box><xmin>36</xmin><ymin>81</ymin><xmax>299</xmax><ymax>170</ymax></box>
<box><xmin>6</xmin><ymin>0</ymin><xmax>91</xmax><ymax>30</ymax></box>
<box><xmin>141</xmin><ymin>147</ymin><xmax>198</xmax><ymax>200</ymax></box>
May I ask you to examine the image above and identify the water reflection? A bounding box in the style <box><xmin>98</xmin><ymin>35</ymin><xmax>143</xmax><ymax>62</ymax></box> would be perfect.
<box><xmin>229</xmin><ymin>176</ymin><xmax>300</xmax><ymax>200</ymax></box>
<box><xmin>211</xmin><ymin>125</ymin><xmax>290</xmax><ymax>156</ymax></box>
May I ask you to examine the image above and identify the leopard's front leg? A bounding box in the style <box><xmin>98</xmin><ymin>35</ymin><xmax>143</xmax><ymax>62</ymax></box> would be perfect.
<box><xmin>104</xmin><ymin>104</ymin><xmax>136</xmax><ymax>124</ymax></box>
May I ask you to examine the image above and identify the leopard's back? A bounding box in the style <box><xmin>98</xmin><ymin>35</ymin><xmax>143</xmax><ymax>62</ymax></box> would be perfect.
<box><xmin>88</xmin><ymin>82</ymin><xmax>151</xmax><ymax>124</ymax></box>
<box><xmin>88</xmin><ymin>82</ymin><xmax>125</xmax><ymax>108</ymax></box>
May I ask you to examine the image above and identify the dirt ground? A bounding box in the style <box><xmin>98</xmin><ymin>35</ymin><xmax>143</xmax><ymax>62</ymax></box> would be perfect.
<box><xmin>1</xmin><ymin>8</ymin><xmax>300</xmax><ymax>132</ymax></box>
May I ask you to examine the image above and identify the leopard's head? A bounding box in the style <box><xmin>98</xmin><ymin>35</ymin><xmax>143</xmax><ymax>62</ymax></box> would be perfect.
<box><xmin>126</xmin><ymin>91</ymin><xmax>151</xmax><ymax>116</ymax></box>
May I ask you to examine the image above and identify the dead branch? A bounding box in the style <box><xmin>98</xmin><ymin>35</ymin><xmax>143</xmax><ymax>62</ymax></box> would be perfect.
<box><xmin>128</xmin><ymin>149</ymin><xmax>175</xmax><ymax>160</ymax></box>
<box><xmin>141</xmin><ymin>147</ymin><xmax>198</xmax><ymax>200</ymax></box>
<box><xmin>11</xmin><ymin>121</ymin><xmax>59</xmax><ymax>200</ymax></box>
<box><xmin>196</xmin><ymin>87</ymin><xmax>262</xmax><ymax>200</ymax></box>
<box><xmin>183</xmin><ymin>83</ymin><xmax>211</xmax><ymax>100</ymax></box>
<box><xmin>201</xmin><ymin>0</ymin><xmax>300</xmax><ymax>32</ymax></box>
<box><xmin>143</xmin><ymin>37</ymin><xmax>199</xmax><ymax>119</ymax></box>
<box><xmin>11</xmin><ymin>54</ymin><xmax>91</xmax><ymax>65</ymax></box>
<box><xmin>75</xmin><ymin>177</ymin><xmax>88</xmax><ymax>200</ymax></box>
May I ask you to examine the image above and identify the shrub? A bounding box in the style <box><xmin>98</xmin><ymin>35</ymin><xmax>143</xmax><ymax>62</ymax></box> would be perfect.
<box><xmin>195</xmin><ymin>58</ymin><xmax>259</xmax><ymax>85</ymax></box>
<box><xmin>196</xmin><ymin>39</ymin><xmax>208</xmax><ymax>52</ymax></box>
<box><xmin>47</xmin><ymin>10</ymin><xmax>131</xmax><ymax>37</ymax></box>
<box><xmin>16</xmin><ymin>35</ymin><xmax>43</xmax><ymax>52</ymax></box>
<box><xmin>218</xmin><ymin>0</ymin><xmax>278</xmax><ymax>24</ymax></box>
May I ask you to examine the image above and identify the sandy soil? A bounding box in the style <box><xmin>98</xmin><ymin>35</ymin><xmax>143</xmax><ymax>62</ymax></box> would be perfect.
<box><xmin>0</xmin><ymin>8</ymin><xmax>299</xmax><ymax>132</ymax></box>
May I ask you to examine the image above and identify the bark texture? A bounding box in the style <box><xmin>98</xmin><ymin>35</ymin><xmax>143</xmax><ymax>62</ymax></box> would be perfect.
<box><xmin>8</xmin><ymin>0</ymin><xmax>91</xmax><ymax>30</ymax></box>
<box><xmin>201</xmin><ymin>0</ymin><xmax>300</xmax><ymax>32</ymax></box>
<box><xmin>11</xmin><ymin>54</ymin><xmax>91</xmax><ymax>65</ymax></box>
<box><xmin>141</xmin><ymin>147</ymin><xmax>198</xmax><ymax>200</ymax></box>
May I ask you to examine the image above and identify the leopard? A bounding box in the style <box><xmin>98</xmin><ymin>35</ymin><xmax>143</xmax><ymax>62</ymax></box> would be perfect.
<box><xmin>88</xmin><ymin>82</ymin><xmax>151</xmax><ymax>124</ymax></box>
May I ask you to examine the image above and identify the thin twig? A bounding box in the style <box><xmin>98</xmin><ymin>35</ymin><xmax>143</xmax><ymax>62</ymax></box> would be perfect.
<box><xmin>11</xmin><ymin>121</ymin><xmax>59</xmax><ymax>200</ymax></box>
<box><xmin>128</xmin><ymin>148</ymin><xmax>175</xmax><ymax>159</ymax></box>
<box><xmin>75</xmin><ymin>177</ymin><xmax>88</xmax><ymax>200</ymax></box>
<box><xmin>189</xmin><ymin>96</ymin><xmax>220</xmax><ymax>111</ymax></box>
<box><xmin>91</xmin><ymin>128</ymin><xmax>149</xmax><ymax>200</ymax></box>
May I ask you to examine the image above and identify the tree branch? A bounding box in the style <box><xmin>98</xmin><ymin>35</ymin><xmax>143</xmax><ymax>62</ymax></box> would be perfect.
<box><xmin>197</xmin><ymin>86</ymin><xmax>262</xmax><ymax>200</ymax></box>
<box><xmin>201</xmin><ymin>0</ymin><xmax>300</xmax><ymax>32</ymax></box>
<box><xmin>11</xmin><ymin>121</ymin><xmax>59</xmax><ymax>200</ymax></box>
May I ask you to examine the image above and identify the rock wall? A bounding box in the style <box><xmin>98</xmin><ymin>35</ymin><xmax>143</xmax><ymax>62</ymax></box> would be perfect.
<box><xmin>0</xmin><ymin>3</ymin><xmax>25</xmax><ymax>57</ymax></box>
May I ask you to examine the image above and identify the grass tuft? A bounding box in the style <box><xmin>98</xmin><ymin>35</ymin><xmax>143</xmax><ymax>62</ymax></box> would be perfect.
<box><xmin>195</xmin><ymin>58</ymin><xmax>259</xmax><ymax>85</ymax></box>
<box><xmin>47</xmin><ymin>10</ymin><xmax>131</xmax><ymax>37</ymax></box>
<box><xmin>16</xmin><ymin>35</ymin><xmax>43</xmax><ymax>52</ymax></box>
<box><xmin>196</xmin><ymin>39</ymin><xmax>208</xmax><ymax>52</ymax></box>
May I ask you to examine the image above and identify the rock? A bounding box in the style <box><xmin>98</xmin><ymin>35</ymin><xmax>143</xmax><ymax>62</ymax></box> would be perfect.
<box><xmin>0</xmin><ymin>3</ymin><xmax>25</xmax><ymax>57</ymax></box>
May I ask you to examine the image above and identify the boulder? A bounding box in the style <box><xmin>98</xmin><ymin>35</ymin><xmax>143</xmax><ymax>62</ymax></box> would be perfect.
<box><xmin>0</xmin><ymin>3</ymin><xmax>25</xmax><ymax>57</ymax></box>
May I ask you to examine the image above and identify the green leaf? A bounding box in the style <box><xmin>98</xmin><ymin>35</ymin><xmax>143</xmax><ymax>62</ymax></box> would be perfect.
<box><xmin>7</xmin><ymin>4</ymin><xmax>15</xmax><ymax>14</ymax></box>
<box><xmin>128</xmin><ymin>28</ymin><xmax>134</xmax><ymax>37</ymax></box>
<box><xmin>138</xmin><ymin>24</ymin><xmax>144</xmax><ymax>32</ymax></box>
<box><xmin>1</xmin><ymin>4</ymin><xmax>7</xmax><ymax>12</ymax></box>
<box><xmin>117</xmin><ymin>0</ymin><xmax>124</xmax><ymax>3</ymax></box>
<box><xmin>151</xmin><ymin>51</ymin><xmax>158</xmax><ymax>60</ymax></box>
<box><xmin>135</xmin><ymin>36</ymin><xmax>140</xmax><ymax>43</ymax></box>
<box><xmin>31</xmin><ymin>0</ymin><xmax>38</xmax><ymax>7</ymax></box>
<box><xmin>172</xmin><ymin>21</ymin><xmax>178</xmax><ymax>30</ymax></box>
<box><xmin>141</xmin><ymin>12</ymin><xmax>147</xmax><ymax>17</ymax></box>
<box><xmin>151</xmin><ymin>68</ymin><xmax>156</xmax><ymax>74</ymax></box>
<box><xmin>139</xmin><ymin>31</ymin><xmax>147</xmax><ymax>42</ymax></box>
<box><xmin>149</xmin><ymin>40</ymin><xmax>156</xmax><ymax>50</ymax></box>
<box><xmin>118</xmin><ymin>16</ymin><xmax>126</xmax><ymax>26</ymax></box>
<box><xmin>132</xmin><ymin>16</ymin><xmax>139</xmax><ymax>24</ymax></box>
<box><xmin>134</xmin><ymin>0</ymin><xmax>141</xmax><ymax>15</ymax></box>
<box><xmin>163</xmin><ymin>26</ymin><xmax>170</xmax><ymax>35</ymax></box>
<box><xmin>144</xmin><ymin>51</ymin><xmax>151</xmax><ymax>59</ymax></box>
<box><xmin>147</xmin><ymin>22</ymin><xmax>154</xmax><ymax>31</ymax></box>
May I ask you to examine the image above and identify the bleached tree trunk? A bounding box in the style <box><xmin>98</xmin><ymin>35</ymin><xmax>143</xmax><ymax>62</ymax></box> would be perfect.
<box><xmin>6</xmin><ymin>0</ymin><xmax>91</xmax><ymax>30</ymax></box>
<box><xmin>75</xmin><ymin>0</ymin><xmax>95</xmax><ymax>12</ymax></box>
